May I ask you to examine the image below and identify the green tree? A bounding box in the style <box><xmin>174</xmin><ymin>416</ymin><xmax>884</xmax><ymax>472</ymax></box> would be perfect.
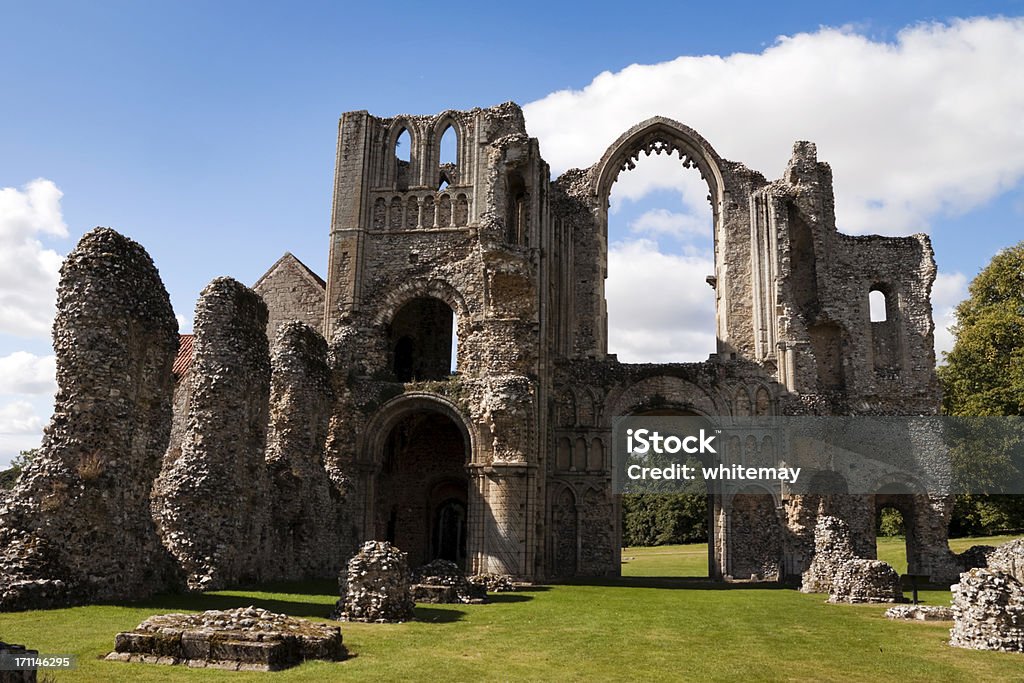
<box><xmin>938</xmin><ymin>241</ymin><xmax>1024</xmax><ymax>535</ymax></box>
<box><xmin>0</xmin><ymin>447</ymin><xmax>39</xmax><ymax>490</ymax></box>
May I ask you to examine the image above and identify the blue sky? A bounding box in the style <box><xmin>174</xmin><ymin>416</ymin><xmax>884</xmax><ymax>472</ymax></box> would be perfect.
<box><xmin>1</xmin><ymin>1</ymin><xmax>1023</xmax><ymax>465</ymax></box>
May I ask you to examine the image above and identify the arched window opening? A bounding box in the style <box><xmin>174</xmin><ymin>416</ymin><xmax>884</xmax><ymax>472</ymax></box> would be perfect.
<box><xmin>439</xmin><ymin>125</ymin><xmax>457</xmax><ymax>165</ymax></box>
<box><xmin>870</xmin><ymin>284</ymin><xmax>900</xmax><ymax>374</ymax></box>
<box><xmin>389</xmin><ymin>297</ymin><xmax>457</xmax><ymax>382</ymax></box>
<box><xmin>395</xmin><ymin>128</ymin><xmax>411</xmax><ymax>190</ymax></box>
<box><xmin>869</xmin><ymin>289</ymin><xmax>887</xmax><ymax>322</ymax></box>
<box><xmin>438</xmin><ymin>124</ymin><xmax>458</xmax><ymax>189</ymax></box>
<box><xmin>606</xmin><ymin>151</ymin><xmax>715</xmax><ymax>362</ymax></box>
<box><xmin>506</xmin><ymin>171</ymin><xmax>528</xmax><ymax>245</ymax></box>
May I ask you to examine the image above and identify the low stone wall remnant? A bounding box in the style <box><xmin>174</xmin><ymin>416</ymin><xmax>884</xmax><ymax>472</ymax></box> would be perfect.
<box><xmin>105</xmin><ymin>607</ymin><xmax>344</xmax><ymax>671</ymax></box>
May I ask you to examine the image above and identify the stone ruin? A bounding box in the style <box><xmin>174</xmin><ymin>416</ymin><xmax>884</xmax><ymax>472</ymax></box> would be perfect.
<box><xmin>333</xmin><ymin>541</ymin><xmax>415</xmax><ymax>623</ymax></box>
<box><xmin>949</xmin><ymin>568</ymin><xmax>1024</xmax><ymax>653</ymax></box>
<box><xmin>828</xmin><ymin>559</ymin><xmax>903</xmax><ymax>604</ymax></box>
<box><xmin>800</xmin><ymin>516</ymin><xmax>857</xmax><ymax>594</ymax></box>
<box><xmin>262</xmin><ymin>321</ymin><xmax>345</xmax><ymax>582</ymax></box>
<box><xmin>153</xmin><ymin>277</ymin><xmax>272</xmax><ymax>591</ymax></box>
<box><xmin>105</xmin><ymin>606</ymin><xmax>344</xmax><ymax>671</ymax></box>
<box><xmin>468</xmin><ymin>573</ymin><xmax>518</xmax><ymax>593</ymax></box>
<box><xmin>0</xmin><ymin>100</ymin><xmax>979</xmax><ymax>612</ymax></box>
<box><xmin>411</xmin><ymin>559</ymin><xmax>487</xmax><ymax>604</ymax></box>
<box><xmin>885</xmin><ymin>605</ymin><xmax>953</xmax><ymax>621</ymax></box>
<box><xmin>801</xmin><ymin>516</ymin><xmax>903</xmax><ymax>603</ymax></box>
<box><xmin>0</xmin><ymin>228</ymin><xmax>179</xmax><ymax>610</ymax></box>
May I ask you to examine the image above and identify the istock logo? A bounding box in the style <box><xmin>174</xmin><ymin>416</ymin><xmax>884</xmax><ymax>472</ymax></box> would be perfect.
<box><xmin>626</xmin><ymin>428</ymin><xmax>718</xmax><ymax>455</ymax></box>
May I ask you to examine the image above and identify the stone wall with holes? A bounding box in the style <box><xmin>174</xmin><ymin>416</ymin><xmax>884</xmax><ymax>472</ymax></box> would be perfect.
<box><xmin>0</xmin><ymin>228</ymin><xmax>180</xmax><ymax>611</ymax></box>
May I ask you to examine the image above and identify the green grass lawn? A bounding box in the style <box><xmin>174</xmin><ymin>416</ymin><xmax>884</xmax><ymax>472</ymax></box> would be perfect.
<box><xmin>2</xmin><ymin>536</ymin><xmax>1023</xmax><ymax>681</ymax></box>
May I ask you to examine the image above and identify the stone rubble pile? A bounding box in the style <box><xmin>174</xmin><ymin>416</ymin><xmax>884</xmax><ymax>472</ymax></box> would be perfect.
<box><xmin>0</xmin><ymin>228</ymin><xmax>180</xmax><ymax>611</ymax></box>
<box><xmin>332</xmin><ymin>541</ymin><xmax>415</xmax><ymax>623</ymax></box>
<box><xmin>105</xmin><ymin>606</ymin><xmax>344</xmax><ymax>671</ymax></box>
<box><xmin>949</xmin><ymin>567</ymin><xmax>1024</xmax><ymax>653</ymax></box>
<box><xmin>410</xmin><ymin>560</ymin><xmax>487</xmax><ymax>604</ymax></box>
<box><xmin>800</xmin><ymin>516</ymin><xmax>856</xmax><ymax>594</ymax></box>
<box><xmin>884</xmin><ymin>605</ymin><xmax>953</xmax><ymax>621</ymax></box>
<box><xmin>468</xmin><ymin>573</ymin><xmax>518</xmax><ymax>593</ymax></box>
<box><xmin>987</xmin><ymin>539</ymin><xmax>1024</xmax><ymax>582</ymax></box>
<box><xmin>828</xmin><ymin>559</ymin><xmax>903</xmax><ymax>604</ymax></box>
<box><xmin>801</xmin><ymin>515</ymin><xmax>904</xmax><ymax>603</ymax></box>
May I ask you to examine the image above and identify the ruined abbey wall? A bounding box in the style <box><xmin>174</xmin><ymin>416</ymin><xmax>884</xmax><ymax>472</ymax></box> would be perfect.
<box><xmin>0</xmin><ymin>100</ymin><xmax>959</xmax><ymax>611</ymax></box>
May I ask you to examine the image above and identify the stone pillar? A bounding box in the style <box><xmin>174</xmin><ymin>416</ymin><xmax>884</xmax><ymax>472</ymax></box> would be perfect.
<box><xmin>478</xmin><ymin>464</ymin><xmax>530</xmax><ymax>578</ymax></box>
<box><xmin>153</xmin><ymin>277</ymin><xmax>270</xmax><ymax>591</ymax></box>
<box><xmin>263</xmin><ymin>321</ymin><xmax>345</xmax><ymax>581</ymax></box>
<box><xmin>0</xmin><ymin>228</ymin><xmax>179</xmax><ymax>611</ymax></box>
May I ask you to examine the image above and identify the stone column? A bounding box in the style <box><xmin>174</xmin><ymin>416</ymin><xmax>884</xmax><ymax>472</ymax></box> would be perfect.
<box><xmin>153</xmin><ymin>277</ymin><xmax>270</xmax><ymax>591</ymax></box>
<box><xmin>0</xmin><ymin>228</ymin><xmax>179</xmax><ymax>610</ymax></box>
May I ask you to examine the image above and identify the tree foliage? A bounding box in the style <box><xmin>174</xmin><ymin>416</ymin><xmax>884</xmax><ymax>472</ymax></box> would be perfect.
<box><xmin>622</xmin><ymin>493</ymin><xmax>708</xmax><ymax>546</ymax></box>
<box><xmin>0</xmin><ymin>448</ymin><xmax>39</xmax><ymax>490</ymax></box>
<box><xmin>938</xmin><ymin>241</ymin><xmax>1024</xmax><ymax>535</ymax></box>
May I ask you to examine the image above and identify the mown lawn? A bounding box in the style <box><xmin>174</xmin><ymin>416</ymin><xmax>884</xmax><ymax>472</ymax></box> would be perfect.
<box><xmin>1</xmin><ymin>535</ymin><xmax>1022</xmax><ymax>681</ymax></box>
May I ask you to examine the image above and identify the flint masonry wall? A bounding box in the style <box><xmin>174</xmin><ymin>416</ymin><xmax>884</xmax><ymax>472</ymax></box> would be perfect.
<box><xmin>263</xmin><ymin>321</ymin><xmax>346</xmax><ymax>581</ymax></box>
<box><xmin>0</xmin><ymin>228</ymin><xmax>179</xmax><ymax>610</ymax></box>
<box><xmin>153</xmin><ymin>277</ymin><xmax>271</xmax><ymax>591</ymax></box>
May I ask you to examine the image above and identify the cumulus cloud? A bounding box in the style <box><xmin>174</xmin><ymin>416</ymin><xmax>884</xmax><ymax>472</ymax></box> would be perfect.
<box><xmin>0</xmin><ymin>179</ymin><xmax>68</xmax><ymax>338</ymax></box>
<box><xmin>932</xmin><ymin>270</ymin><xmax>968</xmax><ymax>363</ymax></box>
<box><xmin>0</xmin><ymin>398</ymin><xmax>47</xmax><ymax>467</ymax></box>
<box><xmin>525</xmin><ymin>17</ymin><xmax>1024</xmax><ymax>236</ymax></box>
<box><xmin>0</xmin><ymin>352</ymin><xmax>57</xmax><ymax>395</ymax></box>
<box><xmin>607</xmin><ymin>239</ymin><xmax>716</xmax><ymax>363</ymax></box>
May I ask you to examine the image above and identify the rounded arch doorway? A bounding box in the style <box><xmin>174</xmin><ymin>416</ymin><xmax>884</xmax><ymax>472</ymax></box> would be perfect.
<box><xmin>372</xmin><ymin>400</ymin><xmax>472</xmax><ymax>569</ymax></box>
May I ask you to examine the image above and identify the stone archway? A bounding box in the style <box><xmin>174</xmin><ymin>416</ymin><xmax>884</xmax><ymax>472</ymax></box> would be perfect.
<box><xmin>362</xmin><ymin>394</ymin><xmax>476</xmax><ymax>569</ymax></box>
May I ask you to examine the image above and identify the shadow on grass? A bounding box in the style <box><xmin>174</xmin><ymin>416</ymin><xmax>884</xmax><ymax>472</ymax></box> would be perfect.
<box><xmin>414</xmin><ymin>606</ymin><xmax>467</xmax><ymax>623</ymax></box>
<box><xmin>560</xmin><ymin>576</ymin><xmax>795</xmax><ymax>590</ymax></box>
<box><xmin>125</xmin><ymin>592</ymin><xmax>337</xmax><ymax>619</ymax></box>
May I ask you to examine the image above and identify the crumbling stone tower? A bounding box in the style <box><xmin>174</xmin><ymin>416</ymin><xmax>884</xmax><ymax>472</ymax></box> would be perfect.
<box><xmin>319</xmin><ymin>104</ymin><xmax>546</xmax><ymax>577</ymax></box>
<box><xmin>254</xmin><ymin>102</ymin><xmax>951</xmax><ymax>583</ymax></box>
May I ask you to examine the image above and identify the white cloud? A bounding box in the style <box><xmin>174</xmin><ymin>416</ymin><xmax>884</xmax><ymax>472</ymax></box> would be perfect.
<box><xmin>0</xmin><ymin>179</ymin><xmax>68</xmax><ymax>338</ymax></box>
<box><xmin>0</xmin><ymin>399</ymin><xmax>45</xmax><ymax>435</ymax></box>
<box><xmin>0</xmin><ymin>352</ymin><xmax>57</xmax><ymax>395</ymax></box>
<box><xmin>629</xmin><ymin>208</ymin><xmax>710</xmax><ymax>240</ymax></box>
<box><xmin>175</xmin><ymin>314</ymin><xmax>193</xmax><ymax>334</ymax></box>
<box><xmin>932</xmin><ymin>270</ymin><xmax>968</xmax><ymax>363</ymax></box>
<box><xmin>525</xmin><ymin>17</ymin><xmax>1024</xmax><ymax>236</ymax></box>
<box><xmin>607</xmin><ymin>239</ymin><xmax>716</xmax><ymax>363</ymax></box>
<box><xmin>0</xmin><ymin>399</ymin><xmax>47</xmax><ymax>469</ymax></box>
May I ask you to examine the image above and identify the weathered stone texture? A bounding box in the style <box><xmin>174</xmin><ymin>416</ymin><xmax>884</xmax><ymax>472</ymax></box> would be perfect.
<box><xmin>106</xmin><ymin>607</ymin><xmax>344</xmax><ymax>671</ymax></box>
<box><xmin>263</xmin><ymin>321</ymin><xmax>347</xmax><ymax>581</ymax></box>
<box><xmin>253</xmin><ymin>252</ymin><xmax>326</xmax><ymax>340</ymax></box>
<box><xmin>334</xmin><ymin>541</ymin><xmax>415</xmax><ymax>623</ymax></box>
<box><xmin>885</xmin><ymin>605</ymin><xmax>953</xmax><ymax>621</ymax></box>
<box><xmin>801</xmin><ymin>516</ymin><xmax>856</xmax><ymax>594</ymax></box>
<box><xmin>0</xmin><ymin>228</ymin><xmax>179</xmax><ymax>610</ymax></box>
<box><xmin>950</xmin><ymin>568</ymin><xmax>1024</xmax><ymax>652</ymax></box>
<box><xmin>153</xmin><ymin>277</ymin><xmax>270</xmax><ymax>591</ymax></box>
<box><xmin>410</xmin><ymin>559</ymin><xmax>487</xmax><ymax>604</ymax></box>
<box><xmin>828</xmin><ymin>559</ymin><xmax>903</xmax><ymax>604</ymax></box>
